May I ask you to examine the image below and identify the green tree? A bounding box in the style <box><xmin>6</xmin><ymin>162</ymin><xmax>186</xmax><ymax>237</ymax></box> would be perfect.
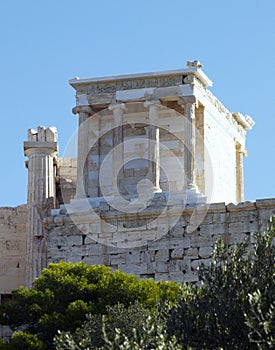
<box><xmin>0</xmin><ymin>331</ymin><xmax>46</xmax><ymax>350</ymax></box>
<box><xmin>55</xmin><ymin>312</ymin><xmax>184</xmax><ymax>350</ymax></box>
<box><xmin>244</xmin><ymin>219</ymin><xmax>275</xmax><ymax>349</ymax></box>
<box><xmin>0</xmin><ymin>263</ymin><xmax>180</xmax><ymax>349</ymax></box>
<box><xmin>1</xmin><ymin>219</ymin><xmax>274</xmax><ymax>349</ymax></box>
<box><xmin>55</xmin><ymin>302</ymin><xmax>166</xmax><ymax>349</ymax></box>
<box><xmin>167</xmin><ymin>217</ymin><xmax>275</xmax><ymax>349</ymax></box>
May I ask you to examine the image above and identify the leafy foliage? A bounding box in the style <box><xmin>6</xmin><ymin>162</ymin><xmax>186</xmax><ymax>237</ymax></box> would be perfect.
<box><xmin>0</xmin><ymin>331</ymin><xmax>46</xmax><ymax>350</ymax></box>
<box><xmin>55</xmin><ymin>312</ymin><xmax>184</xmax><ymax>350</ymax></box>
<box><xmin>167</xmin><ymin>217</ymin><xmax>275</xmax><ymax>349</ymax></box>
<box><xmin>244</xmin><ymin>219</ymin><xmax>275</xmax><ymax>349</ymax></box>
<box><xmin>245</xmin><ymin>290</ymin><xmax>275</xmax><ymax>349</ymax></box>
<box><xmin>99</xmin><ymin>314</ymin><xmax>183</xmax><ymax>350</ymax></box>
<box><xmin>1</xmin><ymin>218</ymin><xmax>274</xmax><ymax>349</ymax></box>
<box><xmin>0</xmin><ymin>263</ymin><xmax>180</xmax><ymax>349</ymax></box>
<box><xmin>54</xmin><ymin>302</ymin><xmax>167</xmax><ymax>349</ymax></box>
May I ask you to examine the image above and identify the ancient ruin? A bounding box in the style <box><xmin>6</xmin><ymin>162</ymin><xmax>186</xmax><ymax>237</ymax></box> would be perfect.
<box><xmin>1</xmin><ymin>60</ymin><xmax>275</xmax><ymax>294</ymax></box>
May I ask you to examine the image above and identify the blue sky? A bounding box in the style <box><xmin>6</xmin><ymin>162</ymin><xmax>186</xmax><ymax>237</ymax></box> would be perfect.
<box><xmin>0</xmin><ymin>0</ymin><xmax>274</xmax><ymax>206</ymax></box>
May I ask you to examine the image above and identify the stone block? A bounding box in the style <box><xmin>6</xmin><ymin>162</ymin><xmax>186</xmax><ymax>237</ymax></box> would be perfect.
<box><xmin>67</xmin><ymin>235</ymin><xmax>83</xmax><ymax>246</ymax></box>
<box><xmin>182</xmin><ymin>273</ymin><xmax>199</xmax><ymax>283</ymax></box>
<box><xmin>101</xmin><ymin>220</ymin><xmax>117</xmax><ymax>233</ymax></box>
<box><xmin>170</xmin><ymin>248</ymin><xmax>183</xmax><ymax>259</ymax></box>
<box><xmin>112</xmin><ymin>232</ymin><xmax>127</xmax><ymax>243</ymax></box>
<box><xmin>110</xmin><ymin>254</ymin><xmax>126</xmax><ymax>265</ymax></box>
<box><xmin>127</xmin><ymin>231</ymin><xmax>143</xmax><ymax>242</ymax></box>
<box><xmin>48</xmin><ymin>256</ymin><xmax>66</xmax><ymax>264</ymax></box>
<box><xmin>155</xmin><ymin>261</ymin><xmax>168</xmax><ymax>273</ymax></box>
<box><xmin>168</xmin><ymin>221</ymin><xmax>185</xmax><ymax>238</ymax></box>
<box><xmin>87</xmin><ymin>243</ymin><xmax>101</xmax><ymax>256</ymax></box>
<box><xmin>198</xmin><ymin>224</ymin><xmax>214</xmax><ymax>235</ymax></box>
<box><xmin>191</xmin><ymin>259</ymin><xmax>201</xmax><ymax>271</ymax></box>
<box><xmin>190</xmin><ymin>233</ymin><xmax>212</xmax><ymax>247</ymax></box>
<box><xmin>228</xmin><ymin>222</ymin><xmax>246</xmax><ymax>234</ymax></box>
<box><xmin>201</xmin><ymin>213</ymin><xmax>214</xmax><ymax>224</ymax></box>
<box><xmin>228</xmin><ymin>233</ymin><xmax>248</xmax><ymax>244</ymax></box>
<box><xmin>171</xmin><ymin>237</ymin><xmax>191</xmax><ymax>249</ymax></box>
<box><xmin>147</xmin><ymin>236</ymin><xmax>190</xmax><ymax>250</ymax></box>
<box><xmin>65</xmin><ymin>255</ymin><xmax>82</xmax><ymax>264</ymax></box>
<box><xmin>116</xmin><ymin>87</ymin><xmax>155</xmax><ymax>102</ymax></box>
<box><xmin>89</xmin><ymin>222</ymin><xmax>102</xmax><ymax>234</ymax></box>
<box><xmin>117</xmin><ymin>219</ymin><xmax>147</xmax><ymax>231</ymax></box>
<box><xmin>185</xmin><ymin>247</ymin><xmax>198</xmax><ymax>258</ymax></box>
<box><xmin>155</xmin><ymin>249</ymin><xmax>169</xmax><ymax>262</ymax></box>
<box><xmin>140</xmin><ymin>251</ymin><xmax>154</xmax><ymax>264</ymax></box>
<box><xmin>84</xmin><ymin>234</ymin><xmax>97</xmax><ymax>244</ymax></box>
<box><xmin>198</xmin><ymin>246</ymin><xmax>213</xmax><ymax>259</ymax></box>
<box><xmin>155</xmin><ymin>272</ymin><xmax>169</xmax><ymax>281</ymax></box>
<box><xmin>168</xmin><ymin>259</ymin><xmax>190</xmax><ymax>272</ymax></box>
<box><xmin>126</xmin><ymin>251</ymin><xmax>141</xmax><ymax>264</ymax></box>
<box><xmin>49</xmin><ymin>236</ymin><xmax>68</xmax><ymax>247</ymax></box>
<box><xmin>169</xmin><ymin>271</ymin><xmax>184</xmax><ymax>283</ymax></box>
<box><xmin>119</xmin><ymin>263</ymin><xmax>145</xmax><ymax>275</ymax></box>
<box><xmin>191</xmin><ymin>259</ymin><xmax>212</xmax><ymax>271</ymax></box>
<box><xmin>134</xmin><ymin>168</ymin><xmax>148</xmax><ymax>177</ymax></box>
<box><xmin>213</xmin><ymin>223</ymin><xmax>225</xmax><ymax>235</ymax></box>
<box><xmin>140</xmin><ymin>230</ymin><xmax>160</xmax><ymax>241</ymax></box>
<box><xmin>82</xmin><ymin>255</ymin><xmax>103</xmax><ymax>265</ymax></box>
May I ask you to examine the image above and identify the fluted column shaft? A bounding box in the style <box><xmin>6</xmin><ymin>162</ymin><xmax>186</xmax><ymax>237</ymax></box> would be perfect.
<box><xmin>109</xmin><ymin>103</ymin><xmax>125</xmax><ymax>195</ymax></box>
<box><xmin>24</xmin><ymin>126</ymin><xmax>57</xmax><ymax>288</ymax></box>
<box><xmin>73</xmin><ymin>106</ymin><xmax>93</xmax><ymax>198</ymax></box>
<box><xmin>184</xmin><ymin>102</ymin><xmax>197</xmax><ymax>189</ymax></box>
<box><xmin>144</xmin><ymin>100</ymin><xmax>162</xmax><ymax>193</ymax></box>
<box><xmin>236</xmin><ymin>143</ymin><xmax>245</xmax><ymax>202</ymax></box>
<box><xmin>178</xmin><ymin>97</ymin><xmax>197</xmax><ymax>190</ymax></box>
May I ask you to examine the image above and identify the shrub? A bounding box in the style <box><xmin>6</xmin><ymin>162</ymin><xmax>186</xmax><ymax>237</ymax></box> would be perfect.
<box><xmin>0</xmin><ymin>263</ymin><xmax>180</xmax><ymax>349</ymax></box>
<box><xmin>167</xmin><ymin>217</ymin><xmax>275</xmax><ymax>349</ymax></box>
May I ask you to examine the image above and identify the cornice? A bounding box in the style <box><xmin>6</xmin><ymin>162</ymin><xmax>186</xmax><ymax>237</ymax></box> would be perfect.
<box><xmin>69</xmin><ymin>67</ymin><xmax>213</xmax><ymax>92</ymax></box>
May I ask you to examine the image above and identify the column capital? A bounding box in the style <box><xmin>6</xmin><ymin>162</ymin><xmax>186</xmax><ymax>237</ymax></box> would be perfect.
<box><xmin>72</xmin><ymin>105</ymin><xmax>93</xmax><ymax>116</ymax></box>
<box><xmin>144</xmin><ymin>99</ymin><xmax>161</xmax><ymax>108</ymax></box>
<box><xmin>108</xmin><ymin>102</ymin><xmax>126</xmax><ymax>112</ymax></box>
<box><xmin>177</xmin><ymin>95</ymin><xmax>197</xmax><ymax>106</ymax></box>
<box><xmin>24</xmin><ymin>126</ymin><xmax>58</xmax><ymax>155</ymax></box>
<box><xmin>109</xmin><ymin>103</ymin><xmax>126</xmax><ymax>128</ymax></box>
<box><xmin>144</xmin><ymin>100</ymin><xmax>161</xmax><ymax>126</ymax></box>
<box><xmin>24</xmin><ymin>142</ymin><xmax>58</xmax><ymax>157</ymax></box>
<box><xmin>236</xmin><ymin>142</ymin><xmax>248</xmax><ymax>157</ymax></box>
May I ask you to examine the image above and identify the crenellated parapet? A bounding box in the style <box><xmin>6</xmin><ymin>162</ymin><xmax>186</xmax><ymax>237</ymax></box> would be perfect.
<box><xmin>25</xmin><ymin>126</ymin><xmax>58</xmax><ymax>152</ymax></box>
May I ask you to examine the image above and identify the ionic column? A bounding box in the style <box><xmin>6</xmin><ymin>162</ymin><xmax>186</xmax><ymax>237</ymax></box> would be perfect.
<box><xmin>72</xmin><ymin>106</ymin><xmax>93</xmax><ymax>198</ymax></box>
<box><xmin>144</xmin><ymin>100</ymin><xmax>162</xmax><ymax>193</ymax></box>
<box><xmin>236</xmin><ymin>143</ymin><xmax>246</xmax><ymax>202</ymax></box>
<box><xmin>108</xmin><ymin>103</ymin><xmax>125</xmax><ymax>195</ymax></box>
<box><xmin>178</xmin><ymin>96</ymin><xmax>197</xmax><ymax>190</ymax></box>
<box><xmin>24</xmin><ymin>126</ymin><xmax>58</xmax><ymax>288</ymax></box>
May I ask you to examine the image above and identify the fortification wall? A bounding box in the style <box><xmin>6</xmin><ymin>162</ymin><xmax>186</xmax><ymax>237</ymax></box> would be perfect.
<box><xmin>0</xmin><ymin>205</ymin><xmax>27</xmax><ymax>293</ymax></box>
<box><xmin>46</xmin><ymin>198</ymin><xmax>275</xmax><ymax>283</ymax></box>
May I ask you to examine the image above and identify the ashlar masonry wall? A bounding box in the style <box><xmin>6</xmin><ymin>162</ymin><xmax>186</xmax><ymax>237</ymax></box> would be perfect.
<box><xmin>46</xmin><ymin>198</ymin><xmax>275</xmax><ymax>283</ymax></box>
<box><xmin>0</xmin><ymin>205</ymin><xmax>27</xmax><ymax>293</ymax></box>
<box><xmin>56</xmin><ymin>158</ymin><xmax>77</xmax><ymax>206</ymax></box>
<box><xmin>0</xmin><ymin>155</ymin><xmax>76</xmax><ymax>293</ymax></box>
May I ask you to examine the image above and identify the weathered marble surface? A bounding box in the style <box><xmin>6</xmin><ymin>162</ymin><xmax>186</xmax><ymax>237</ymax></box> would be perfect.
<box><xmin>0</xmin><ymin>205</ymin><xmax>27</xmax><ymax>293</ymax></box>
<box><xmin>47</xmin><ymin>199</ymin><xmax>275</xmax><ymax>283</ymax></box>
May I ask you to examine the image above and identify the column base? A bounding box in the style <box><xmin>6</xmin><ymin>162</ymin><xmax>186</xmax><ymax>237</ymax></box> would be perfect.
<box><xmin>151</xmin><ymin>186</ymin><xmax>162</xmax><ymax>194</ymax></box>
<box><xmin>185</xmin><ymin>188</ymin><xmax>206</xmax><ymax>205</ymax></box>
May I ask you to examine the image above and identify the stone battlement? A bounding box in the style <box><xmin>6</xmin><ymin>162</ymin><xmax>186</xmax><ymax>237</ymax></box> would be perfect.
<box><xmin>27</xmin><ymin>126</ymin><xmax>58</xmax><ymax>142</ymax></box>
